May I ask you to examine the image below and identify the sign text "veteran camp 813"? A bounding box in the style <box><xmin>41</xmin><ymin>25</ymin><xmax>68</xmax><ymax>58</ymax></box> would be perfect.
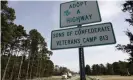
<box><xmin>60</xmin><ymin>1</ymin><xmax>101</xmax><ymax>28</ymax></box>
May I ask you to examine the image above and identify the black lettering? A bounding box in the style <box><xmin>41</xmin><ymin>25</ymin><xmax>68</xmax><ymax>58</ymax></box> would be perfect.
<box><xmin>64</xmin><ymin>40</ymin><xmax>67</xmax><ymax>45</ymax></box>
<box><xmin>71</xmin><ymin>39</ymin><xmax>73</xmax><ymax>44</ymax></box>
<box><xmin>76</xmin><ymin>2</ymin><xmax>80</xmax><ymax>7</ymax></box>
<box><xmin>75</xmin><ymin>31</ymin><xmax>78</xmax><ymax>35</ymax></box>
<box><xmin>53</xmin><ymin>33</ymin><xmax>56</xmax><ymax>38</ymax></box>
<box><xmin>69</xmin><ymin>1</ymin><xmax>87</xmax><ymax>9</ymax></box>
<box><xmin>67</xmin><ymin>31</ymin><xmax>72</xmax><ymax>36</ymax></box>
<box><xmin>58</xmin><ymin>32</ymin><xmax>64</xmax><ymax>37</ymax></box>
<box><xmin>81</xmin><ymin>30</ymin><xmax>85</xmax><ymax>34</ymax></box>
<box><xmin>99</xmin><ymin>35</ymin><xmax>108</xmax><ymax>41</ymax></box>
<box><xmin>83</xmin><ymin>38</ymin><xmax>86</xmax><ymax>43</ymax></box>
<box><xmin>69</xmin><ymin>4</ymin><xmax>72</xmax><ymax>9</ymax></box>
<box><xmin>90</xmin><ymin>28</ymin><xmax>95</xmax><ymax>33</ymax></box>
<box><xmin>67</xmin><ymin>18</ymin><xmax>71</xmax><ymax>23</ymax></box>
<box><xmin>73</xmin><ymin>4</ymin><xmax>76</xmax><ymax>8</ymax></box>
<box><xmin>106</xmin><ymin>26</ymin><xmax>110</xmax><ymax>31</ymax></box>
<box><xmin>80</xmin><ymin>2</ymin><xmax>83</xmax><ymax>6</ymax></box>
<box><xmin>94</xmin><ymin>36</ymin><xmax>97</xmax><ymax>41</ymax></box>
<box><xmin>84</xmin><ymin>29</ymin><xmax>88</xmax><ymax>34</ymax></box>
<box><xmin>72</xmin><ymin>17</ymin><xmax>76</xmax><ymax>22</ymax></box>
<box><xmin>77</xmin><ymin>39</ymin><xmax>80</xmax><ymax>43</ymax></box>
<box><xmin>76</xmin><ymin>17</ymin><xmax>80</xmax><ymax>22</ymax></box>
<box><xmin>105</xmin><ymin>35</ymin><xmax>108</xmax><ymax>40</ymax></box>
<box><xmin>74</xmin><ymin>39</ymin><xmax>77</xmax><ymax>44</ymax></box>
<box><xmin>93</xmin><ymin>28</ymin><xmax>98</xmax><ymax>33</ymax></box>
<box><xmin>101</xmin><ymin>27</ymin><xmax>105</xmax><ymax>32</ymax></box>
<box><xmin>84</xmin><ymin>1</ymin><xmax>87</xmax><ymax>5</ymax></box>
<box><xmin>67</xmin><ymin>40</ymin><xmax>71</xmax><ymax>44</ymax></box>
<box><xmin>89</xmin><ymin>37</ymin><xmax>94</xmax><ymax>42</ymax></box>
<box><xmin>85</xmin><ymin>15</ymin><xmax>89</xmax><ymax>20</ymax></box>
<box><xmin>56</xmin><ymin>41</ymin><xmax>61</xmax><ymax>46</ymax></box>
<box><xmin>87</xmin><ymin>29</ymin><xmax>91</xmax><ymax>33</ymax></box>
<box><xmin>81</xmin><ymin>16</ymin><xmax>84</xmax><ymax>21</ymax></box>
<box><xmin>98</xmin><ymin>27</ymin><xmax>101</xmax><ymax>32</ymax></box>
<box><xmin>83</xmin><ymin>37</ymin><xmax>96</xmax><ymax>43</ymax></box>
<box><xmin>89</xmin><ymin>14</ymin><xmax>92</xmax><ymax>19</ymax></box>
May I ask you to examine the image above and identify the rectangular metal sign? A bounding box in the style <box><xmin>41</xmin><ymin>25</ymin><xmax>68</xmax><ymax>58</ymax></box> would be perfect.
<box><xmin>51</xmin><ymin>22</ymin><xmax>116</xmax><ymax>50</ymax></box>
<box><xmin>60</xmin><ymin>1</ymin><xmax>101</xmax><ymax>28</ymax></box>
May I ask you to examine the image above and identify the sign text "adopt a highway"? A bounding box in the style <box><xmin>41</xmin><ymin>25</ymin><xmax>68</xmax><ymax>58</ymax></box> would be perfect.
<box><xmin>60</xmin><ymin>1</ymin><xmax>101</xmax><ymax>28</ymax></box>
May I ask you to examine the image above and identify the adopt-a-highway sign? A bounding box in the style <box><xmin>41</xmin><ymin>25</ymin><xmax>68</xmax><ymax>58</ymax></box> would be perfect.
<box><xmin>51</xmin><ymin>22</ymin><xmax>116</xmax><ymax>50</ymax></box>
<box><xmin>60</xmin><ymin>1</ymin><xmax>101</xmax><ymax>28</ymax></box>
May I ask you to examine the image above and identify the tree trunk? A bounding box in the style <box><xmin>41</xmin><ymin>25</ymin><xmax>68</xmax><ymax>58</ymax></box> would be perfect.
<box><xmin>29</xmin><ymin>57</ymin><xmax>34</xmax><ymax>79</ymax></box>
<box><xmin>17</xmin><ymin>52</ymin><xmax>25</xmax><ymax>80</ymax></box>
<box><xmin>26</xmin><ymin>53</ymin><xmax>31</xmax><ymax>80</ymax></box>
<box><xmin>39</xmin><ymin>54</ymin><xmax>43</xmax><ymax>79</ymax></box>
<box><xmin>36</xmin><ymin>58</ymin><xmax>40</xmax><ymax>77</ymax></box>
<box><xmin>10</xmin><ymin>63</ymin><xmax>15</xmax><ymax>80</ymax></box>
<box><xmin>2</xmin><ymin>50</ymin><xmax>13</xmax><ymax>80</ymax></box>
<box><xmin>127</xmin><ymin>68</ymin><xmax>130</xmax><ymax>76</ymax></box>
<box><xmin>10</xmin><ymin>50</ymin><xmax>20</xmax><ymax>80</ymax></box>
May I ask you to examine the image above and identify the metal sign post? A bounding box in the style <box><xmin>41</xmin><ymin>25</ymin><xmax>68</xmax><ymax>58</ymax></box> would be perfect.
<box><xmin>78</xmin><ymin>24</ymin><xmax>86</xmax><ymax>80</ymax></box>
<box><xmin>79</xmin><ymin>47</ymin><xmax>86</xmax><ymax>80</ymax></box>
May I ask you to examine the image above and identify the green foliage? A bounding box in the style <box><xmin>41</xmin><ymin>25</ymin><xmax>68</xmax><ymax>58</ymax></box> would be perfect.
<box><xmin>85</xmin><ymin>65</ymin><xmax>91</xmax><ymax>75</ymax></box>
<box><xmin>52</xmin><ymin>65</ymin><xmax>71</xmax><ymax>76</ymax></box>
<box><xmin>106</xmin><ymin>63</ymin><xmax>114</xmax><ymax>75</ymax></box>
<box><xmin>86</xmin><ymin>61</ymin><xmax>133</xmax><ymax>76</ymax></box>
<box><xmin>116</xmin><ymin>0</ymin><xmax>133</xmax><ymax>63</ymax></box>
<box><xmin>122</xmin><ymin>1</ymin><xmax>133</xmax><ymax>25</ymax></box>
<box><xmin>91</xmin><ymin>64</ymin><xmax>106</xmax><ymax>75</ymax></box>
<box><xmin>1</xmin><ymin>1</ymin><xmax>16</xmax><ymax>52</ymax></box>
<box><xmin>1</xmin><ymin>1</ymin><xmax>54</xmax><ymax>80</ymax></box>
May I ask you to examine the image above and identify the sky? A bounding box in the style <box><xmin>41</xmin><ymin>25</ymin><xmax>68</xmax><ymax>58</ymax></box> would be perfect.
<box><xmin>8</xmin><ymin>0</ymin><xmax>133</xmax><ymax>72</ymax></box>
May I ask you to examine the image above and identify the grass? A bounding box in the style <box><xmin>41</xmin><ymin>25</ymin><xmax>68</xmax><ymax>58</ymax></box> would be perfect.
<box><xmin>76</xmin><ymin>76</ymin><xmax>92</xmax><ymax>80</ymax></box>
<box><xmin>32</xmin><ymin>75</ymin><xmax>133</xmax><ymax>80</ymax></box>
<box><xmin>89</xmin><ymin>75</ymin><xmax>133</xmax><ymax>80</ymax></box>
<box><xmin>31</xmin><ymin>76</ymin><xmax>61</xmax><ymax>80</ymax></box>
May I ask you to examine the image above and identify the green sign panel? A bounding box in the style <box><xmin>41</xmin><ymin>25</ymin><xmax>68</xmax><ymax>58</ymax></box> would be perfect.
<box><xmin>60</xmin><ymin>1</ymin><xmax>101</xmax><ymax>28</ymax></box>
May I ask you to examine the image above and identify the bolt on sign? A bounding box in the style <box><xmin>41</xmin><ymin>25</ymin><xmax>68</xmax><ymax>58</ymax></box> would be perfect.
<box><xmin>60</xmin><ymin>1</ymin><xmax>101</xmax><ymax>28</ymax></box>
<box><xmin>51</xmin><ymin>22</ymin><xmax>116</xmax><ymax>50</ymax></box>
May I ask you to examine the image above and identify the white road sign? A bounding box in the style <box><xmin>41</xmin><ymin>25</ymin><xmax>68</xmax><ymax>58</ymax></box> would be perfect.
<box><xmin>60</xmin><ymin>1</ymin><xmax>101</xmax><ymax>28</ymax></box>
<box><xmin>51</xmin><ymin>22</ymin><xmax>116</xmax><ymax>50</ymax></box>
